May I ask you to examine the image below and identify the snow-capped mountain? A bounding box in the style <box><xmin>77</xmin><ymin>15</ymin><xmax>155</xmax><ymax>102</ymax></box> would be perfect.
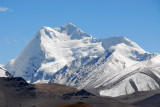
<box><xmin>5</xmin><ymin>23</ymin><xmax>105</xmax><ymax>83</ymax></box>
<box><xmin>5</xmin><ymin>23</ymin><xmax>160</xmax><ymax>97</ymax></box>
<box><xmin>5</xmin><ymin>23</ymin><xmax>143</xmax><ymax>83</ymax></box>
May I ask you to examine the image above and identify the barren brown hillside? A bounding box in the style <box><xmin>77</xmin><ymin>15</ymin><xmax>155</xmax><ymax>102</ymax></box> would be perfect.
<box><xmin>0</xmin><ymin>77</ymin><xmax>136</xmax><ymax>107</ymax></box>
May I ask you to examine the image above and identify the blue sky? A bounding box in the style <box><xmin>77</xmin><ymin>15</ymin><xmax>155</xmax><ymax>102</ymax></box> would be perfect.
<box><xmin>0</xmin><ymin>0</ymin><xmax>160</xmax><ymax>65</ymax></box>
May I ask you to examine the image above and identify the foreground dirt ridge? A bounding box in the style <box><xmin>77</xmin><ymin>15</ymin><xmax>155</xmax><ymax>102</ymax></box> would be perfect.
<box><xmin>1</xmin><ymin>77</ymin><xmax>160</xmax><ymax>107</ymax></box>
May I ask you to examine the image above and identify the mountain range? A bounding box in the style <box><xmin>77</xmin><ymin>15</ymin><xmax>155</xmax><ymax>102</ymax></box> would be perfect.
<box><xmin>4</xmin><ymin>23</ymin><xmax>160</xmax><ymax>97</ymax></box>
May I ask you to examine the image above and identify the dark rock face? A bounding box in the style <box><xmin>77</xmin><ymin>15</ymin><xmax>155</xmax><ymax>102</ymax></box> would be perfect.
<box><xmin>64</xmin><ymin>89</ymin><xmax>95</xmax><ymax>97</ymax></box>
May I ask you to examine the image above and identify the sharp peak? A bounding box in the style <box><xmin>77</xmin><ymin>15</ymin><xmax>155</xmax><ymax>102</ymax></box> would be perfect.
<box><xmin>65</xmin><ymin>22</ymin><xmax>75</xmax><ymax>26</ymax></box>
<box><xmin>56</xmin><ymin>22</ymin><xmax>83</xmax><ymax>32</ymax></box>
<box><xmin>61</xmin><ymin>22</ymin><xmax>77</xmax><ymax>28</ymax></box>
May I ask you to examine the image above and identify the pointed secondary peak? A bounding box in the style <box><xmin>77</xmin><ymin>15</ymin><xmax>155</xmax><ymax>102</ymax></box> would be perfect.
<box><xmin>65</xmin><ymin>22</ymin><xmax>76</xmax><ymax>27</ymax></box>
<box><xmin>58</xmin><ymin>22</ymin><xmax>78</xmax><ymax>31</ymax></box>
<box><xmin>108</xmin><ymin>36</ymin><xmax>146</xmax><ymax>53</ymax></box>
<box><xmin>54</xmin><ymin>23</ymin><xmax>91</xmax><ymax>40</ymax></box>
<box><xmin>58</xmin><ymin>22</ymin><xmax>79</xmax><ymax>32</ymax></box>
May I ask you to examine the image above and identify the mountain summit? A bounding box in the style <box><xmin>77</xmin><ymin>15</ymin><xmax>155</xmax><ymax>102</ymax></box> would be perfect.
<box><xmin>5</xmin><ymin>23</ymin><xmax>160</xmax><ymax>97</ymax></box>
<box><xmin>54</xmin><ymin>23</ymin><xmax>92</xmax><ymax>40</ymax></box>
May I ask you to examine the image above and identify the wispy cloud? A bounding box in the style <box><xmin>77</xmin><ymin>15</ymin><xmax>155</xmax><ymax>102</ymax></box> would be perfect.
<box><xmin>5</xmin><ymin>38</ymin><xmax>18</xmax><ymax>45</ymax></box>
<box><xmin>0</xmin><ymin>7</ymin><xmax>13</xmax><ymax>12</ymax></box>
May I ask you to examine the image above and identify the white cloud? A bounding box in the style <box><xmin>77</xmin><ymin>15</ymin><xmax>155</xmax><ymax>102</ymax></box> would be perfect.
<box><xmin>0</xmin><ymin>7</ymin><xmax>13</xmax><ymax>12</ymax></box>
<box><xmin>0</xmin><ymin>7</ymin><xmax>8</xmax><ymax>12</ymax></box>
